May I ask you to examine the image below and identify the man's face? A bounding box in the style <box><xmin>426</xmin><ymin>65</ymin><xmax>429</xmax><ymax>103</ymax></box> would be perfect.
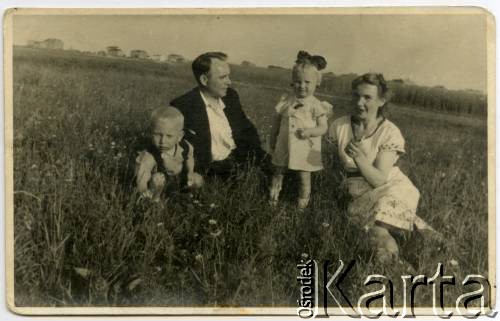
<box><xmin>202</xmin><ymin>59</ymin><xmax>231</xmax><ymax>98</ymax></box>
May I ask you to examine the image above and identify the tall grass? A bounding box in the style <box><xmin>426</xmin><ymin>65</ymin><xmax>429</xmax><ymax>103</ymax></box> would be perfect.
<box><xmin>12</xmin><ymin>48</ymin><xmax>488</xmax><ymax>308</ymax></box>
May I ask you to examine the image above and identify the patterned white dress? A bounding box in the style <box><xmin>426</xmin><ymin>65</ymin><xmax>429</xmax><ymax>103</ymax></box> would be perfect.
<box><xmin>272</xmin><ymin>93</ymin><xmax>332</xmax><ymax>172</ymax></box>
<box><xmin>328</xmin><ymin>115</ymin><xmax>421</xmax><ymax>231</ymax></box>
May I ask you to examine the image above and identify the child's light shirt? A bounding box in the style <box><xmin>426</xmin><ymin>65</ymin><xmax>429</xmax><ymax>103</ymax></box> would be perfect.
<box><xmin>271</xmin><ymin>93</ymin><xmax>332</xmax><ymax>171</ymax></box>
<box><xmin>135</xmin><ymin>141</ymin><xmax>194</xmax><ymax>185</ymax></box>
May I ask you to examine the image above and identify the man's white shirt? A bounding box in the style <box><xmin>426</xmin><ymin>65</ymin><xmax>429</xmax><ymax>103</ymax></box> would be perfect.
<box><xmin>199</xmin><ymin>90</ymin><xmax>236</xmax><ymax>161</ymax></box>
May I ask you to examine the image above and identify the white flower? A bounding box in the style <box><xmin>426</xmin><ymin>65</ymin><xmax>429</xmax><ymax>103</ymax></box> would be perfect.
<box><xmin>209</xmin><ymin>203</ymin><xmax>216</xmax><ymax>209</ymax></box>
<box><xmin>322</xmin><ymin>222</ymin><xmax>330</xmax><ymax>228</ymax></box>
<box><xmin>210</xmin><ymin>229</ymin><xmax>222</xmax><ymax>238</ymax></box>
<box><xmin>208</xmin><ymin>219</ymin><xmax>217</xmax><ymax>225</ymax></box>
<box><xmin>301</xmin><ymin>253</ymin><xmax>309</xmax><ymax>259</ymax></box>
<box><xmin>450</xmin><ymin>259</ymin><xmax>459</xmax><ymax>267</ymax></box>
<box><xmin>195</xmin><ymin>254</ymin><xmax>203</xmax><ymax>262</ymax></box>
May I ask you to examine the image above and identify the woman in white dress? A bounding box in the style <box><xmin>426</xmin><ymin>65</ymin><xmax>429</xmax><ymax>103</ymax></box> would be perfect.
<box><xmin>328</xmin><ymin>73</ymin><xmax>436</xmax><ymax>264</ymax></box>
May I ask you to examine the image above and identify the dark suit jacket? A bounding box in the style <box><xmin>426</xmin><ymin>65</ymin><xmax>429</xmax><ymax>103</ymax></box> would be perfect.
<box><xmin>170</xmin><ymin>87</ymin><xmax>265</xmax><ymax>173</ymax></box>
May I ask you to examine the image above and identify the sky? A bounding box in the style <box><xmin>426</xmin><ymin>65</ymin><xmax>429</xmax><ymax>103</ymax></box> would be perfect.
<box><xmin>13</xmin><ymin>13</ymin><xmax>487</xmax><ymax>91</ymax></box>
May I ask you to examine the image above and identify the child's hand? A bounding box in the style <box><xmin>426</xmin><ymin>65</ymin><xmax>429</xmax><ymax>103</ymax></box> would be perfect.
<box><xmin>187</xmin><ymin>172</ymin><xmax>195</xmax><ymax>187</ymax></box>
<box><xmin>296</xmin><ymin>128</ymin><xmax>311</xmax><ymax>139</ymax></box>
<box><xmin>187</xmin><ymin>172</ymin><xmax>203</xmax><ymax>188</ymax></box>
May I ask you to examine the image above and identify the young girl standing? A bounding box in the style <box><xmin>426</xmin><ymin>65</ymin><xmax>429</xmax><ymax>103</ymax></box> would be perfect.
<box><xmin>269</xmin><ymin>51</ymin><xmax>332</xmax><ymax>209</ymax></box>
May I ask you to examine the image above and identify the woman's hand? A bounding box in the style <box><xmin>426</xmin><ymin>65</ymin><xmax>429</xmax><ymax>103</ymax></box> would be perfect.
<box><xmin>345</xmin><ymin>141</ymin><xmax>367</xmax><ymax>161</ymax></box>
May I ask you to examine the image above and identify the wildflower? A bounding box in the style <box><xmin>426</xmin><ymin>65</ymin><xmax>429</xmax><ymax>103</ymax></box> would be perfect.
<box><xmin>31</xmin><ymin>164</ymin><xmax>38</xmax><ymax>169</ymax></box>
<box><xmin>157</xmin><ymin>222</ymin><xmax>163</xmax><ymax>227</ymax></box>
<box><xmin>450</xmin><ymin>259</ymin><xmax>459</xmax><ymax>267</ymax></box>
<box><xmin>210</xmin><ymin>229</ymin><xmax>222</xmax><ymax>237</ymax></box>
<box><xmin>208</xmin><ymin>219</ymin><xmax>217</xmax><ymax>225</ymax></box>
<box><xmin>24</xmin><ymin>217</ymin><xmax>32</xmax><ymax>231</ymax></box>
<box><xmin>127</xmin><ymin>278</ymin><xmax>142</xmax><ymax>291</ymax></box>
<box><xmin>301</xmin><ymin>253</ymin><xmax>309</xmax><ymax>260</ymax></box>
<box><xmin>74</xmin><ymin>267</ymin><xmax>91</xmax><ymax>279</ymax></box>
<box><xmin>322</xmin><ymin>222</ymin><xmax>330</xmax><ymax>228</ymax></box>
<box><xmin>209</xmin><ymin>203</ymin><xmax>216</xmax><ymax>209</ymax></box>
<box><xmin>116</xmin><ymin>152</ymin><xmax>123</xmax><ymax>158</ymax></box>
<box><xmin>195</xmin><ymin>254</ymin><xmax>203</xmax><ymax>262</ymax></box>
<box><xmin>155</xmin><ymin>266</ymin><xmax>162</xmax><ymax>272</ymax></box>
<box><xmin>440</xmin><ymin>172</ymin><xmax>446</xmax><ymax>178</ymax></box>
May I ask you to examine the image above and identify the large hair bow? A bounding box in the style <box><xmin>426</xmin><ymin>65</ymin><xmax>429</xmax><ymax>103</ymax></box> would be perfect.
<box><xmin>296</xmin><ymin>50</ymin><xmax>327</xmax><ymax>71</ymax></box>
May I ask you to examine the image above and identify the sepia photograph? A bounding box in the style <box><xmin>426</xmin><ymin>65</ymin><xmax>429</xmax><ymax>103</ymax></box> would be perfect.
<box><xmin>4</xmin><ymin>7</ymin><xmax>495</xmax><ymax>316</ymax></box>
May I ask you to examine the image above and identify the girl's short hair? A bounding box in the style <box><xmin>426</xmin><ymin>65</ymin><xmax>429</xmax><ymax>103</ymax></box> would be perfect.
<box><xmin>292</xmin><ymin>50</ymin><xmax>327</xmax><ymax>85</ymax></box>
<box><xmin>351</xmin><ymin>73</ymin><xmax>391</xmax><ymax>117</ymax></box>
<box><xmin>150</xmin><ymin>106</ymin><xmax>184</xmax><ymax>129</ymax></box>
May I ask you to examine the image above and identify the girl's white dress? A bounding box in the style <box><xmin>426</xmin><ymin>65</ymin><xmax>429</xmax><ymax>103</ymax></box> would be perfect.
<box><xmin>272</xmin><ymin>93</ymin><xmax>332</xmax><ymax>172</ymax></box>
<box><xmin>328</xmin><ymin>115</ymin><xmax>421</xmax><ymax>231</ymax></box>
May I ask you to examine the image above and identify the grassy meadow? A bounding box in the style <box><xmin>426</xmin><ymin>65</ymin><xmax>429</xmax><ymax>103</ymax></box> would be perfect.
<box><xmin>11</xmin><ymin>47</ymin><xmax>489</xmax><ymax>309</ymax></box>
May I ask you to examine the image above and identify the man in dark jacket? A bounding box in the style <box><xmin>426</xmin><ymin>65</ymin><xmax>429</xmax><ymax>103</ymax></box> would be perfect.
<box><xmin>170</xmin><ymin>52</ymin><xmax>267</xmax><ymax>177</ymax></box>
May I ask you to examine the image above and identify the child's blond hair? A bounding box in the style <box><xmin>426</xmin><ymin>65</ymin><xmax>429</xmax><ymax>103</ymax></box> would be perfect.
<box><xmin>150</xmin><ymin>106</ymin><xmax>184</xmax><ymax>130</ymax></box>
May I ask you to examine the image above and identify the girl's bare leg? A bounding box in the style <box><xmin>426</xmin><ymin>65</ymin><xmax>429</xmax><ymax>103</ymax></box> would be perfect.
<box><xmin>269</xmin><ymin>167</ymin><xmax>285</xmax><ymax>206</ymax></box>
<box><xmin>297</xmin><ymin>171</ymin><xmax>311</xmax><ymax>210</ymax></box>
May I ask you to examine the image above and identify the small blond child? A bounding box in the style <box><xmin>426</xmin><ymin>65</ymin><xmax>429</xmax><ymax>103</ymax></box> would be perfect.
<box><xmin>135</xmin><ymin>106</ymin><xmax>203</xmax><ymax>201</ymax></box>
<box><xmin>269</xmin><ymin>51</ymin><xmax>333</xmax><ymax>210</ymax></box>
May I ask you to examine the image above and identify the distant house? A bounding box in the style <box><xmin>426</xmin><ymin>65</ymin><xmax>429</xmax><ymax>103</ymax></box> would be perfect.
<box><xmin>130</xmin><ymin>50</ymin><xmax>149</xmax><ymax>59</ymax></box>
<box><xmin>167</xmin><ymin>54</ymin><xmax>185</xmax><ymax>64</ymax></box>
<box><xmin>27</xmin><ymin>38</ymin><xmax>64</xmax><ymax>50</ymax></box>
<box><xmin>241</xmin><ymin>60</ymin><xmax>255</xmax><ymax>67</ymax></box>
<box><xmin>27</xmin><ymin>40</ymin><xmax>40</xmax><ymax>47</ymax></box>
<box><xmin>268</xmin><ymin>65</ymin><xmax>287</xmax><ymax>70</ymax></box>
<box><xmin>151</xmin><ymin>54</ymin><xmax>166</xmax><ymax>62</ymax></box>
<box><xmin>323</xmin><ymin>71</ymin><xmax>336</xmax><ymax>78</ymax></box>
<box><xmin>391</xmin><ymin>79</ymin><xmax>405</xmax><ymax>84</ymax></box>
<box><xmin>106</xmin><ymin>46</ymin><xmax>125</xmax><ymax>57</ymax></box>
